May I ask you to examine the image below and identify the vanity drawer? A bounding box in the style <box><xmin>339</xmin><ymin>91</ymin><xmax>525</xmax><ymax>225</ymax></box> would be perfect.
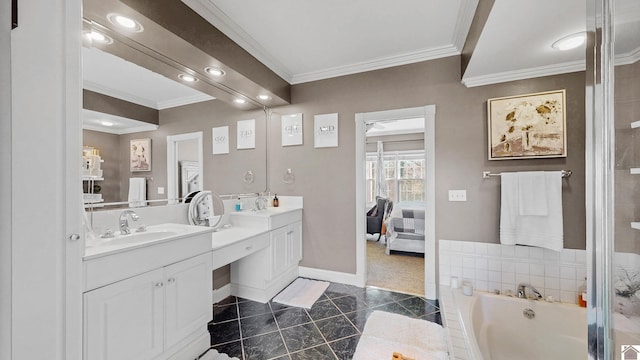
<box><xmin>212</xmin><ymin>232</ymin><xmax>269</xmax><ymax>268</ymax></box>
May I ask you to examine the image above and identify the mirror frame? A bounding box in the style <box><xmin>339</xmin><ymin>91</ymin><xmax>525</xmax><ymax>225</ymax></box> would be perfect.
<box><xmin>167</xmin><ymin>131</ymin><xmax>203</xmax><ymax>204</ymax></box>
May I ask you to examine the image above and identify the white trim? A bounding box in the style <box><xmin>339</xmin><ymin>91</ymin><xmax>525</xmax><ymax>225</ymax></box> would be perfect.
<box><xmin>298</xmin><ymin>267</ymin><xmax>363</xmax><ymax>287</ymax></box>
<box><xmin>157</xmin><ymin>94</ymin><xmax>214</xmax><ymax>110</ymax></box>
<box><xmin>291</xmin><ymin>46</ymin><xmax>459</xmax><ymax>85</ymax></box>
<box><xmin>615</xmin><ymin>46</ymin><xmax>640</xmax><ymax>66</ymax></box>
<box><xmin>355</xmin><ymin>105</ymin><xmax>437</xmax><ymax>300</ymax></box>
<box><xmin>181</xmin><ymin>0</ymin><xmax>293</xmax><ymax>82</ymax></box>
<box><xmin>212</xmin><ymin>284</ymin><xmax>232</xmax><ymax>304</ymax></box>
<box><xmin>452</xmin><ymin>0</ymin><xmax>480</xmax><ymax>52</ymax></box>
<box><xmin>462</xmin><ymin>60</ymin><xmax>586</xmax><ymax>88</ymax></box>
<box><xmin>167</xmin><ymin>132</ymin><xmax>204</xmax><ymax>204</ymax></box>
<box><xmin>83</xmin><ymin>123</ymin><xmax>159</xmax><ymax>135</ymax></box>
<box><xmin>83</xmin><ymin>80</ymin><xmax>159</xmax><ymax>109</ymax></box>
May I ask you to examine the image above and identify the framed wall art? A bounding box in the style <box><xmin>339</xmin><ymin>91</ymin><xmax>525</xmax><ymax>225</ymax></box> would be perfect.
<box><xmin>487</xmin><ymin>89</ymin><xmax>567</xmax><ymax>160</ymax></box>
<box><xmin>237</xmin><ymin>119</ymin><xmax>255</xmax><ymax>149</ymax></box>
<box><xmin>281</xmin><ymin>113</ymin><xmax>303</xmax><ymax>146</ymax></box>
<box><xmin>314</xmin><ymin>113</ymin><xmax>338</xmax><ymax>148</ymax></box>
<box><xmin>212</xmin><ymin>126</ymin><xmax>229</xmax><ymax>154</ymax></box>
<box><xmin>130</xmin><ymin>138</ymin><xmax>151</xmax><ymax>171</ymax></box>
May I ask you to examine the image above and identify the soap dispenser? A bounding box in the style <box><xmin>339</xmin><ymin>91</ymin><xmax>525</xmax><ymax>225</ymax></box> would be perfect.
<box><xmin>235</xmin><ymin>197</ymin><xmax>242</xmax><ymax>212</ymax></box>
<box><xmin>273</xmin><ymin>194</ymin><xmax>279</xmax><ymax>207</ymax></box>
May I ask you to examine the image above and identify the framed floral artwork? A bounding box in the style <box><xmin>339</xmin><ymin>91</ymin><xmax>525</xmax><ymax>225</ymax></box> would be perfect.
<box><xmin>130</xmin><ymin>138</ymin><xmax>151</xmax><ymax>171</ymax></box>
<box><xmin>487</xmin><ymin>89</ymin><xmax>567</xmax><ymax>160</ymax></box>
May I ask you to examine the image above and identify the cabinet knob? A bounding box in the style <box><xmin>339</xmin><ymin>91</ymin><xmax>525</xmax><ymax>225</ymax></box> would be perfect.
<box><xmin>287</xmin><ymin>231</ymin><xmax>294</xmax><ymax>235</ymax></box>
<box><xmin>167</xmin><ymin>278</ymin><xmax>175</xmax><ymax>283</ymax></box>
<box><xmin>245</xmin><ymin>246</ymin><xmax>253</xmax><ymax>251</ymax></box>
<box><xmin>155</xmin><ymin>282</ymin><xmax>164</xmax><ymax>288</ymax></box>
<box><xmin>68</xmin><ymin>234</ymin><xmax>80</xmax><ymax>241</ymax></box>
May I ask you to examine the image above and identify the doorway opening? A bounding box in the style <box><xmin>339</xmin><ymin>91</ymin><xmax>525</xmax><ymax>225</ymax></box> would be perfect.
<box><xmin>355</xmin><ymin>105</ymin><xmax>436</xmax><ymax>299</ymax></box>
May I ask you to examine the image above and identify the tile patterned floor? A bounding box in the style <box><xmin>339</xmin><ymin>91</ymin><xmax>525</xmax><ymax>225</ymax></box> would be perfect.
<box><xmin>207</xmin><ymin>280</ymin><xmax>441</xmax><ymax>360</ymax></box>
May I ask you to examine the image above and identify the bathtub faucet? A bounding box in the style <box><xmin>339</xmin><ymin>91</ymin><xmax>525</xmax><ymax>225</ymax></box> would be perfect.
<box><xmin>517</xmin><ymin>284</ymin><xmax>543</xmax><ymax>300</ymax></box>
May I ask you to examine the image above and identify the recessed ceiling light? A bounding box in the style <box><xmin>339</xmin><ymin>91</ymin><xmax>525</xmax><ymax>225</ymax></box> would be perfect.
<box><xmin>88</xmin><ymin>31</ymin><xmax>113</xmax><ymax>44</ymax></box>
<box><xmin>205</xmin><ymin>67</ymin><xmax>225</xmax><ymax>77</ymax></box>
<box><xmin>234</xmin><ymin>98</ymin><xmax>247</xmax><ymax>104</ymax></box>
<box><xmin>107</xmin><ymin>13</ymin><xmax>144</xmax><ymax>32</ymax></box>
<box><xmin>178</xmin><ymin>74</ymin><xmax>198</xmax><ymax>82</ymax></box>
<box><xmin>552</xmin><ymin>32</ymin><xmax>586</xmax><ymax>51</ymax></box>
<box><xmin>257</xmin><ymin>94</ymin><xmax>271</xmax><ymax>101</ymax></box>
<box><xmin>101</xmin><ymin>121</ymin><xmax>114</xmax><ymax>127</ymax></box>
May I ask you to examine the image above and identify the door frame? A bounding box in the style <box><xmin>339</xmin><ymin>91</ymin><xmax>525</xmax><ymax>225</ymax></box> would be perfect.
<box><xmin>354</xmin><ymin>105</ymin><xmax>436</xmax><ymax>299</ymax></box>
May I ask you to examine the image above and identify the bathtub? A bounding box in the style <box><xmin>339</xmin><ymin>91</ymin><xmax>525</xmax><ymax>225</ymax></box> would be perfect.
<box><xmin>449</xmin><ymin>288</ymin><xmax>587</xmax><ymax>359</ymax></box>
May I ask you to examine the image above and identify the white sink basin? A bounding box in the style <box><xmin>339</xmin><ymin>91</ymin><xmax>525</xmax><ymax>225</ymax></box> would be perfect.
<box><xmin>86</xmin><ymin>223</ymin><xmax>213</xmax><ymax>252</ymax></box>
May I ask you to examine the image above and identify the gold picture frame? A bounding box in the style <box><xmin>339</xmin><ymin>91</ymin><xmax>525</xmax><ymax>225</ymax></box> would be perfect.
<box><xmin>487</xmin><ymin>89</ymin><xmax>567</xmax><ymax>160</ymax></box>
<box><xmin>130</xmin><ymin>138</ymin><xmax>151</xmax><ymax>171</ymax></box>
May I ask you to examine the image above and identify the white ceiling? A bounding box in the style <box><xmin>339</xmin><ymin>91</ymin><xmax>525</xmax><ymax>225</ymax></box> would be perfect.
<box><xmin>83</xmin><ymin>0</ymin><xmax>640</xmax><ymax>132</ymax></box>
<box><xmin>183</xmin><ymin>0</ymin><xmax>479</xmax><ymax>84</ymax></box>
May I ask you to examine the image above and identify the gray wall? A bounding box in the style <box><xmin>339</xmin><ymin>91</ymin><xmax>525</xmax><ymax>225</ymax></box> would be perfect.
<box><xmin>85</xmin><ymin>55</ymin><xmax>587</xmax><ymax>276</ymax></box>
<box><xmin>83</xmin><ymin>130</ymin><xmax>122</xmax><ymax>203</ymax></box>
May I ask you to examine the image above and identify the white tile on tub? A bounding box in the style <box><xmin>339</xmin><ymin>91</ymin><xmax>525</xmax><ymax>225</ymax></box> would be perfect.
<box><xmin>560</xmin><ymin>266</ymin><xmax>576</xmax><ymax>280</ymax></box>
<box><xmin>476</xmin><ymin>280</ymin><xmax>488</xmax><ymax>291</ymax></box>
<box><xmin>439</xmin><ymin>240</ymin><xmax>451</xmax><ymax>252</ymax></box>
<box><xmin>476</xmin><ymin>269</ymin><xmax>488</xmax><ymax>281</ymax></box>
<box><xmin>560</xmin><ymin>278</ymin><xmax>577</xmax><ymax>291</ymax></box>
<box><xmin>576</xmin><ymin>267</ymin><xmax>587</xmax><ymax>282</ymax></box>
<box><xmin>561</xmin><ymin>249</ymin><xmax>576</xmax><ymax>263</ymax></box>
<box><xmin>530</xmin><ymin>275</ymin><xmax>545</xmax><ymax>289</ymax></box>
<box><xmin>451</xmin><ymin>256</ymin><xmax>463</xmax><ymax>267</ymax></box>
<box><xmin>544</xmin><ymin>289</ymin><xmax>560</xmax><ymax>301</ymax></box>
<box><xmin>489</xmin><ymin>271</ymin><xmax>501</xmax><ymax>283</ymax></box>
<box><xmin>516</xmin><ymin>262</ymin><xmax>530</xmax><ymax>275</ymax></box>
<box><xmin>475</xmin><ymin>258</ymin><xmax>488</xmax><ymax>270</ymax></box>
<box><xmin>545</xmin><ymin>276</ymin><xmax>560</xmax><ymax>290</ymax></box>
<box><xmin>502</xmin><ymin>271</ymin><xmax>515</xmax><ymax>284</ymax></box>
<box><xmin>451</xmin><ymin>266</ymin><xmax>463</xmax><ymax>278</ymax></box>
<box><xmin>560</xmin><ymin>290</ymin><xmax>577</xmax><ymax>304</ymax></box>
<box><xmin>450</xmin><ymin>241</ymin><xmax>463</xmax><ymax>253</ymax></box>
<box><xmin>502</xmin><ymin>283</ymin><xmax>516</xmax><ymax>295</ymax></box>
<box><xmin>462</xmin><ymin>242</ymin><xmax>475</xmax><ymax>254</ymax></box>
<box><xmin>502</xmin><ymin>261</ymin><xmax>515</xmax><ymax>273</ymax></box>
<box><xmin>530</xmin><ymin>263</ymin><xmax>545</xmax><ymax>276</ymax></box>
<box><xmin>476</xmin><ymin>243</ymin><xmax>488</xmax><ymax>255</ymax></box>
<box><xmin>515</xmin><ymin>246</ymin><xmax>530</xmax><ymax>258</ymax></box>
<box><xmin>544</xmin><ymin>248</ymin><xmax>561</xmax><ymax>261</ymax></box>
<box><xmin>489</xmin><ymin>282</ymin><xmax>502</xmax><ymax>293</ymax></box>
<box><xmin>502</xmin><ymin>245</ymin><xmax>515</xmax><ymax>257</ymax></box>
<box><xmin>575</xmin><ymin>250</ymin><xmax>586</xmax><ymax>264</ymax></box>
<box><xmin>440</xmin><ymin>275</ymin><xmax>450</xmax><ymax>285</ymax></box>
<box><xmin>545</xmin><ymin>264</ymin><xmax>560</xmax><ymax>278</ymax></box>
<box><xmin>515</xmin><ymin>273</ymin><xmax>530</xmax><ymax>285</ymax></box>
<box><xmin>488</xmin><ymin>259</ymin><xmax>502</xmax><ymax>272</ymax></box>
<box><xmin>440</xmin><ymin>254</ymin><xmax>451</xmax><ymax>265</ymax></box>
<box><xmin>440</xmin><ymin>266</ymin><xmax>451</xmax><ymax>276</ymax></box>
<box><xmin>487</xmin><ymin>243</ymin><xmax>501</xmax><ymax>256</ymax></box>
<box><xmin>463</xmin><ymin>267</ymin><xmax>476</xmax><ymax>280</ymax></box>
<box><xmin>462</xmin><ymin>256</ymin><xmax>475</xmax><ymax>268</ymax></box>
<box><xmin>529</xmin><ymin>247</ymin><xmax>544</xmax><ymax>259</ymax></box>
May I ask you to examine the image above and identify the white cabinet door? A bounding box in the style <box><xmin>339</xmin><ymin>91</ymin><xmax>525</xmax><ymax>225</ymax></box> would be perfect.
<box><xmin>287</xmin><ymin>221</ymin><xmax>303</xmax><ymax>267</ymax></box>
<box><xmin>270</xmin><ymin>226</ymin><xmax>288</xmax><ymax>279</ymax></box>
<box><xmin>164</xmin><ymin>253</ymin><xmax>212</xmax><ymax>349</ymax></box>
<box><xmin>84</xmin><ymin>268</ymin><xmax>164</xmax><ymax>360</ymax></box>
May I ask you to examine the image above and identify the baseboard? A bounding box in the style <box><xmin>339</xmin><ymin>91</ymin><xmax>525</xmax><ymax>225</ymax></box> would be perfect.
<box><xmin>212</xmin><ymin>283</ymin><xmax>232</xmax><ymax>304</ymax></box>
<box><xmin>298</xmin><ymin>266</ymin><xmax>363</xmax><ymax>287</ymax></box>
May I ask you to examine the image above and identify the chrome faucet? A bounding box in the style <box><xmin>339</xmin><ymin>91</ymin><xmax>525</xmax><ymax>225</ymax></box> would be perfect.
<box><xmin>119</xmin><ymin>210</ymin><xmax>139</xmax><ymax>235</ymax></box>
<box><xmin>517</xmin><ymin>284</ymin><xmax>543</xmax><ymax>300</ymax></box>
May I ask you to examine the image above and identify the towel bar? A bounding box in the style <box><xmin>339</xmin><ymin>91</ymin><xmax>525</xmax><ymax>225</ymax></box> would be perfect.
<box><xmin>483</xmin><ymin>170</ymin><xmax>572</xmax><ymax>179</ymax></box>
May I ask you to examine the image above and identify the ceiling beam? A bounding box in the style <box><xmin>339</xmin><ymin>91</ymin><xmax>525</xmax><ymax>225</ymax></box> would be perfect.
<box><xmin>460</xmin><ymin>0</ymin><xmax>495</xmax><ymax>78</ymax></box>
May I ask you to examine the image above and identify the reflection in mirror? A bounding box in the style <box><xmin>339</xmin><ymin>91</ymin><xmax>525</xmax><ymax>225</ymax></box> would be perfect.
<box><xmin>167</xmin><ymin>132</ymin><xmax>203</xmax><ymax>204</ymax></box>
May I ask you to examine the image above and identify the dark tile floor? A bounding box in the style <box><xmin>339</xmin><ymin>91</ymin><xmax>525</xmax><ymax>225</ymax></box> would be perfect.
<box><xmin>207</xmin><ymin>280</ymin><xmax>441</xmax><ymax>360</ymax></box>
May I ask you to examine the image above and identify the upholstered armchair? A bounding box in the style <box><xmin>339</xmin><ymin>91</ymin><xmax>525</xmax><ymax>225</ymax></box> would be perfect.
<box><xmin>366</xmin><ymin>197</ymin><xmax>388</xmax><ymax>241</ymax></box>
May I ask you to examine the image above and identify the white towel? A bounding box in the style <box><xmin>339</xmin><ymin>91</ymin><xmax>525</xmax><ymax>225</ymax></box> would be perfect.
<box><xmin>128</xmin><ymin>177</ymin><xmax>147</xmax><ymax>208</ymax></box>
<box><xmin>500</xmin><ymin>171</ymin><xmax>563</xmax><ymax>251</ymax></box>
<box><xmin>518</xmin><ymin>171</ymin><xmax>548</xmax><ymax>216</ymax></box>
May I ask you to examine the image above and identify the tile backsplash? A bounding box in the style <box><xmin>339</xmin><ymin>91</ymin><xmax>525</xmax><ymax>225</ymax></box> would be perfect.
<box><xmin>439</xmin><ymin>240</ymin><xmax>586</xmax><ymax>304</ymax></box>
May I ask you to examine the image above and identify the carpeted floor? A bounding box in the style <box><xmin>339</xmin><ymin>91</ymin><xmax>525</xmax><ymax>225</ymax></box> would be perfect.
<box><xmin>366</xmin><ymin>239</ymin><xmax>425</xmax><ymax>296</ymax></box>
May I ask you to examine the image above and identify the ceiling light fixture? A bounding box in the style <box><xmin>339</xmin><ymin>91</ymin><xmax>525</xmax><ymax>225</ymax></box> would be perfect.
<box><xmin>257</xmin><ymin>94</ymin><xmax>271</xmax><ymax>101</ymax></box>
<box><xmin>205</xmin><ymin>67</ymin><xmax>225</xmax><ymax>77</ymax></box>
<box><xmin>552</xmin><ymin>32</ymin><xmax>586</xmax><ymax>51</ymax></box>
<box><xmin>178</xmin><ymin>74</ymin><xmax>198</xmax><ymax>82</ymax></box>
<box><xmin>234</xmin><ymin>98</ymin><xmax>247</xmax><ymax>104</ymax></box>
<box><xmin>107</xmin><ymin>13</ymin><xmax>144</xmax><ymax>32</ymax></box>
<box><xmin>88</xmin><ymin>31</ymin><xmax>113</xmax><ymax>44</ymax></box>
<box><xmin>101</xmin><ymin>121</ymin><xmax>114</xmax><ymax>127</ymax></box>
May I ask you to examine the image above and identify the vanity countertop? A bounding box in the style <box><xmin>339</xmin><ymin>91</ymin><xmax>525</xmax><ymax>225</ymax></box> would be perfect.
<box><xmin>211</xmin><ymin>226</ymin><xmax>270</xmax><ymax>251</ymax></box>
<box><xmin>229</xmin><ymin>206</ymin><xmax>303</xmax><ymax>217</ymax></box>
<box><xmin>84</xmin><ymin>223</ymin><xmax>216</xmax><ymax>260</ymax></box>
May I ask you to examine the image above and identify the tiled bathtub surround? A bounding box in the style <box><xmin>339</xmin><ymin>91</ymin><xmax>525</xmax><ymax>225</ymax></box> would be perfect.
<box><xmin>439</xmin><ymin>240</ymin><xmax>587</xmax><ymax>304</ymax></box>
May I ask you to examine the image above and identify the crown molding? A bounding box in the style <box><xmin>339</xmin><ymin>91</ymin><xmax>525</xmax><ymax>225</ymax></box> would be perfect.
<box><xmin>157</xmin><ymin>94</ymin><xmax>214</xmax><ymax>110</ymax></box>
<box><xmin>181</xmin><ymin>0</ymin><xmax>293</xmax><ymax>82</ymax></box>
<box><xmin>615</xmin><ymin>47</ymin><xmax>640</xmax><ymax>66</ymax></box>
<box><xmin>291</xmin><ymin>45</ymin><xmax>460</xmax><ymax>84</ymax></box>
<box><xmin>452</xmin><ymin>0</ymin><xmax>480</xmax><ymax>52</ymax></box>
<box><xmin>461</xmin><ymin>60</ymin><xmax>585</xmax><ymax>87</ymax></box>
<box><xmin>83</xmin><ymin>80</ymin><xmax>159</xmax><ymax>109</ymax></box>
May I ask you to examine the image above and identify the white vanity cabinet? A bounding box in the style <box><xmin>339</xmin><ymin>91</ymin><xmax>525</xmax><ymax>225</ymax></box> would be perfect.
<box><xmin>230</xmin><ymin>209</ymin><xmax>303</xmax><ymax>303</ymax></box>
<box><xmin>83</xmin><ymin>253</ymin><xmax>212</xmax><ymax>360</ymax></box>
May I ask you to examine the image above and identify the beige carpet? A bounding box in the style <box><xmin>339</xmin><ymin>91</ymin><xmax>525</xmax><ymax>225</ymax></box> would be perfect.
<box><xmin>366</xmin><ymin>239</ymin><xmax>425</xmax><ymax>296</ymax></box>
